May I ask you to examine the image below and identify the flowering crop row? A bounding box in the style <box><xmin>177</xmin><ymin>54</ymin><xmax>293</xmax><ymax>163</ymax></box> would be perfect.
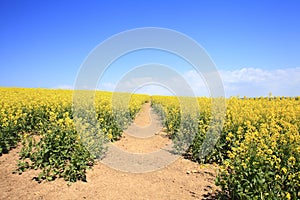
<box><xmin>0</xmin><ymin>88</ymin><xmax>149</xmax><ymax>182</ymax></box>
<box><xmin>151</xmin><ymin>96</ymin><xmax>300</xmax><ymax>199</ymax></box>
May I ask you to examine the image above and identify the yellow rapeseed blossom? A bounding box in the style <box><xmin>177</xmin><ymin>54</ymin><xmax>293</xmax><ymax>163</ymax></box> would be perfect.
<box><xmin>286</xmin><ymin>192</ymin><xmax>291</xmax><ymax>200</ymax></box>
<box><xmin>282</xmin><ymin>167</ymin><xmax>287</xmax><ymax>174</ymax></box>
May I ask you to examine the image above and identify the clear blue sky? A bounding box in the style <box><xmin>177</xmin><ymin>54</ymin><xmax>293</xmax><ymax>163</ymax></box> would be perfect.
<box><xmin>1</xmin><ymin>0</ymin><xmax>300</xmax><ymax>97</ymax></box>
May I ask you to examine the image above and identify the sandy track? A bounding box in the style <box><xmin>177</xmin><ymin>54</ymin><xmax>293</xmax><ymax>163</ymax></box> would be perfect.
<box><xmin>0</xmin><ymin>103</ymin><xmax>218</xmax><ymax>200</ymax></box>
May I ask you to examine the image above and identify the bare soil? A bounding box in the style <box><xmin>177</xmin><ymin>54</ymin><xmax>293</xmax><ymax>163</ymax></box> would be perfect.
<box><xmin>0</xmin><ymin>103</ymin><xmax>219</xmax><ymax>200</ymax></box>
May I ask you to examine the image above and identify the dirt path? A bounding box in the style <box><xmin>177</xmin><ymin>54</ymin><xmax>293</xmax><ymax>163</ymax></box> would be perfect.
<box><xmin>0</xmin><ymin>103</ymin><xmax>218</xmax><ymax>200</ymax></box>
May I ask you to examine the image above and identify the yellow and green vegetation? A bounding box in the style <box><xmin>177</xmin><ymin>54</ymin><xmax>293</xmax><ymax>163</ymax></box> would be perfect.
<box><xmin>1</xmin><ymin>87</ymin><xmax>299</xmax><ymax>199</ymax></box>
<box><xmin>152</xmin><ymin>95</ymin><xmax>300</xmax><ymax>199</ymax></box>
<box><xmin>0</xmin><ymin>88</ymin><xmax>149</xmax><ymax>182</ymax></box>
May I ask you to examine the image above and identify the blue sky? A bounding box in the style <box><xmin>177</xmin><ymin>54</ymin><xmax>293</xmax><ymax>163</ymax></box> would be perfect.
<box><xmin>1</xmin><ymin>0</ymin><xmax>300</xmax><ymax>97</ymax></box>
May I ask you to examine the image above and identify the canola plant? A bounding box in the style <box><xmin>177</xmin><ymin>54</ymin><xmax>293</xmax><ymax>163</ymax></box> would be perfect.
<box><xmin>1</xmin><ymin>88</ymin><xmax>299</xmax><ymax>199</ymax></box>
<box><xmin>151</xmin><ymin>95</ymin><xmax>300</xmax><ymax>199</ymax></box>
<box><xmin>0</xmin><ymin>88</ymin><xmax>149</xmax><ymax>182</ymax></box>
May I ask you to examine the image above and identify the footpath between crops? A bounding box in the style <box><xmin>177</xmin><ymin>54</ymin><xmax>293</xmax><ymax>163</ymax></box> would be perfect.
<box><xmin>0</xmin><ymin>103</ymin><xmax>218</xmax><ymax>200</ymax></box>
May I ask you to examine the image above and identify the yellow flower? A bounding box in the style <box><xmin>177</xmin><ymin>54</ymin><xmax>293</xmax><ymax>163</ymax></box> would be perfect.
<box><xmin>288</xmin><ymin>174</ymin><xmax>294</xmax><ymax>180</ymax></box>
<box><xmin>281</xmin><ymin>167</ymin><xmax>287</xmax><ymax>174</ymax></box>
<box><xmin>226</xmin><ymin>136</ymin><xmax>231</xmax><ymax>142</ymax></box>
<box><xmin>267</xmin><ymin>149</ymin><xmax>273</xmax><ymax>154</ymax></box>
<box><xmin>288</xmin><ymin>156</ymin><xmax>296</xmax><ymax>166</ymax></box>
<box><xmin>228</xmin><ymin>132</ymin><xmax>234</xmax><ymax>138</ymax></box>
<box><xmin>286</xmin><ymin>192</ymin><xmax>291</xmax><ymax>200</ymax></box>
<box><xmin>241</xmin><ymin>162</ymin><xmax>247</xmax><ymax>169</ymax></box>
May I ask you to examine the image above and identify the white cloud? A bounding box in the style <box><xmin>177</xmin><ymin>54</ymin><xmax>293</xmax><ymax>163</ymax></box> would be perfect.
<box><xmin>134</xmin><ymin>85</ymin><xmax>174</xmax><ymax>96</ymax></box>
<box><xmin>182</xmin><ymin>70</ymin><xmax>209</xmax><ymax>96</ymax></box>
<box><xmin>220</xmin><ymin>67</ymin><xmax>300</xmax><ymax>84</ymax></box>
<box><xmin>182</xmin><ymin>67</ymin><xmax>300</xmax><ymax>97</ymax></box>
<box><xmin>55</xmin><ymin>84</ymin><xmax>74</xmax><ymax>90</ymax></box>
<box><xmin>221</xmin><ymin>68</ymin><xmax>270</xmax><ymax>83</ymax></box>
<box><xmin>220</xmin><ymin>67</ymin><xmax>300</xmax><ymax>97</ymax></box>
<box><xmin>98</xmin><ymin>82</ymin><xmax>116</xmax><ymax>91</ymax></box>
<box><xmin>98</xmin><ymin>79</ymin><xmax>174</xmax><ymax>96</ymax></box>
<box><xmin>101</xmin><ymin>75</ymin><xmax>196</xmax><ymax>96</ymax></box>
<box><xmin>94</xmin><ymin>67</ymin><xmax>300</xmax><ymax>97</ymax></box>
